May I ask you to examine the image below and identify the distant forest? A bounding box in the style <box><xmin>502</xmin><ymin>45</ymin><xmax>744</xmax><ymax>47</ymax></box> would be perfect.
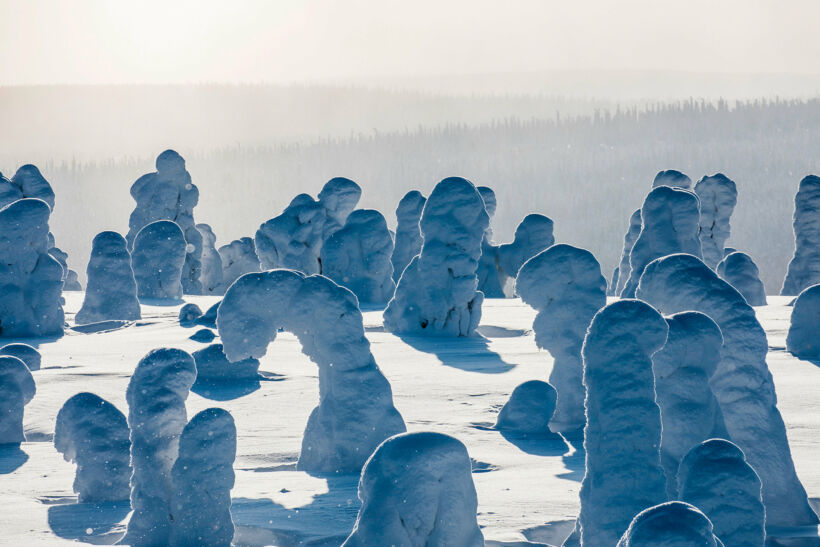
<box><xmin>4</xmin><ymin>92</ymin><xmax>819</xmax><ymax>291</ymax></box>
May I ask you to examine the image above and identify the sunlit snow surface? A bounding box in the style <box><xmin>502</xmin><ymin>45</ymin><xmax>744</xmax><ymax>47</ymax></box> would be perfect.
<box><xmin>1</xmin><ymin>294</ymin><xmax>818</xmax><ymax>546</ymax></box>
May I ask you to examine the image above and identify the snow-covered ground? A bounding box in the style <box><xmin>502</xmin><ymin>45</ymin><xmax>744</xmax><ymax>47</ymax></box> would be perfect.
<box><xmin>1</xmin><ymin>294</ymin><xmax>818</xmax><ymax>546</ymax></box>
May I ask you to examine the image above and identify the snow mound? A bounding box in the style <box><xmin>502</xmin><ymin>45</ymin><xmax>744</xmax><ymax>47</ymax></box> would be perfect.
<box><xmin>123</xmin><ymin>348</ymin><xmax>197</xmax><ymax>546</ymax></box>
<box><xmin>131</xmin><ymin>220</ymin><xmax>186</xmax><ymax>301</ymax></box>
<box><xmin>495</xmin><ymin>380</ymin><xmax>558</xmax><ymax>435</ymax></box>
<box><xmin>193</xmin><ymin>344</ymin><xmax>259</xmax><ymax>382</ymax></box>
<box><xmin>343</xmin><ymin>431</ymin><xmax>484</xmax><ymax>547</ymax></box>
<box><xmin>636</xmin><ymin>253</ymin><xmax>818</xmax><ymax>527</ymax></box>
<box><xmin>169</xmin><ymin>407</ymin><xmax>236</xmax><ymax>547</ymax></box>
<box><xmin>178</xmin><ymin>303</ymin><xmax>203</xmax><ymax>327</ymax></box>
<box><xmin>498</xmin><ymin>213</ymin><xmax>555</xmax><ymax>280</ymax></box>
<box><xmin>254</xmin><ymin>194</ymin><xmax>326</xmax><ymax>274</ymax></box>
<box><xmin>218</xmin><ymin>237</ymin><xmax>261</xmax><ymax>292</ymax></box>
<box><xmin>516</xmin><ymin>244</ymin><xmax>606</xmax><ymax>434</ymax></box>
<box><xmin>717</xmin><ymin>251</ymin><xmax>767</xmax><ymax>306</ymax></box>
<box><xmin>53</xmin><ymin>392</ymin><xmax>131</xmax><ymax>502</ymax></box>
<box><xmin>318</xmin><ymin>176</ymin><xmax>362</xmax><ymax>239</ymax></box>
<box><xmin>0</xmin><ymin>198</ymin><xmax>64</xmax><ymax>337</ymax></box>
<box><xmin>695</xmin><ymin>174</ymin><xmax>738</xmax><ymax>269</ymax></box>
<box><xmin>782</xmin><ymin>175</ymin><xmax>820</xmax><ymax>295</ymax></box>
<box><xmin>622</xmin><ymin>185</ymin><xmax>702</xmax><ymax>297</ymax></box>
<box><xmin>652</xmin><ymin>169</ymin><xmax>693</xmax><ymax>190</ymax></box>
<box><xmin>197</xmin><ymin>223</ymin><xmax>224</xmax><ymax>295</ymax></box>
<box><xmin>678</xmin><ymin>439</ymin><xmax>765</xmax><ymax>547</ymax></box>
<box><xmin>610</xmin><ymin>209</ymin><xmax>641</xmax><ymax>296</ymax></box>
<box><xmin>126</xmin><ymin>150</ymin><xmax>203</xmax><ymax>294</ymax></box>
<box><xmin>321</xmin><ymin>209</ymin><xmax>396</xmax><ymax>304</ymax></box>
<box><xmin>0</xmin><ymin>343</ymin><xmax>41</xmax><ymax>371</ymax></box>
<box><xmin>577</xmin><ymin>299</ymin><xmax>669</xmax><ymax>546</ymax></box>
<box><xmin>76</xmin><ymin>231</ymin><xmax>141</xmax><ymax>325</ymax></box>
<box><xmin>384</xmin><ymin>177</ymin><xmax>489</xmax><ymax>336</ymax></box>
<box><xmin>0</xmin><ymin>356</ymin><xmax>35</xmax><ymax>444</ymax></box>
<box><xmin>617</xmin><ymin>501</ymin><xmax>722</xmax><ymax>547</ymax></box>
<box><xmin>653</xmin><ymin>311</ymin><xmax>728</xmax><ymax>497</ymax></box>
<box><xmin>786</xmin><ymin>283</ymin><xmax>820</xmax><ymax>359</ymax></box>
<box><xmin>189</xmin><ymin>328</ymin><xmax>216</xmax><ymax>343</ymax></box>
<box><xmin>391</xmin><ymin>190</ymin><xmax>426</xmax><ymax>283</ymax></box>
<box><xmin>217</xmin><ymin>269</ymin><xmax>405</xmax><ymax>473</ymax></box>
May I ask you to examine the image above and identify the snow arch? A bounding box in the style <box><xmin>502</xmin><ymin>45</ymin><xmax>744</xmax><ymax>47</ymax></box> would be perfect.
<box><xmin>217</xmin><ymin>269</ymin><xmax>406</xmax><ymax>473</ymax></box>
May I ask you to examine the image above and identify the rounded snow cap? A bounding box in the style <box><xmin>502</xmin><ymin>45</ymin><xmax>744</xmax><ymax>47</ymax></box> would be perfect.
<box><xmin>786</xmin><ymin>283</ymin><xmax>820</xmax><ymax>359</ymax></box>
<box><xmin>319</xmin><ymin>177</ymin><xmax>361</xmax><ymax>200</ymax></box>
<box><xmin>495</xmin><ymin>380</ymin><xmax>557</xmax><ymax>434</ymax></box>
<box><xmin>0</xmin><ymin>355</ymin><xmax>36</xmax><ymax>404</ymax></box>
<box><xmin>619</xmin><ymin>501</ymin><xmax>720</xmax><ymax>546</ymax></box>
<box><xmin>0</xmin><ymin>343</ymin><xmax>41</xmax><ymax>371</ymax></box>
<box><xmin>155</xmin><ymin>149</ymin><xmax>186</xmax><ymax>174</ymax></box>
<box><xmin>652</xmin><ymin>169</ymin><xmax>692</xmax><ymax>190</ymax></box>
<box><xmin>345</xmin><ymin>208</ymin><xmax>385</xmax><ymax>227</ymax></box>
<box><xmin>678</xmin><ymin>438</ymin><xmax>748</xmax><ymax>485</ymax></box>
<box><xmin>179</xmin><ymin>303</ymin><xmax>203</xmax><ymax>327</ymax></box>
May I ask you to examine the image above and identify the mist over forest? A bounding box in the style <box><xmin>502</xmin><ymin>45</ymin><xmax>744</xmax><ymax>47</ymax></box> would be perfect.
<box><xmin>1</xmin><ymin>76</ymin><xmax>818</xmax><ymax>291</ymax></box>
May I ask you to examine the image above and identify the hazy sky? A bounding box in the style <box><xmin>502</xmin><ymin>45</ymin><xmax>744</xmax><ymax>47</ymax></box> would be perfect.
<box><xmin>2</xmin><ymin>0</ymin><xmax>819</xmax><ymax>85</ymax></box>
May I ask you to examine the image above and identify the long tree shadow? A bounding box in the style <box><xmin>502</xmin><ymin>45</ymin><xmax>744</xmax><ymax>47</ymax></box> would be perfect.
<box><xmin>0</xmin><ymin>444</ymin><xmax>28</xmax><ymax>474</ymax></box>
<box><xmin>395</xmin><ymin>333</ymin><xmax>515</xmax><ymax>374</ymax></box>
<box><xmin>47</xmin><ymin>500</ymin><xmax>130</xmax><ymax>544</ymax></box>
<box><xmin>232</xmin><ymin>473</ymin><xmax>360</xmax><ymax>547</ymax></box>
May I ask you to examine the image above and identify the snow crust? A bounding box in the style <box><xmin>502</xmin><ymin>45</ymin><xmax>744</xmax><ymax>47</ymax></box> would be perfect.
<box><xmin>217</xmin><ymin>269</ymin><xmax>405</xmax><ymax>473</ymax></box>
<box><xmin>621</xmin><ymin>185</ymin><xmax>702</xmax><ymax>297</ymax></box>
<box><xmin>123</xmin><ymin>348</ymin><xmax>197</xmax><ymax>546</ymax></box>
<box><xmin>617</xmin><ymin>501</ymin><xmax>723</xmax><ymax>547</ymax></box>
<box><xmin>516</xmin><ymin>244</ymin><xmax>606</xmax><ymax>434</ymax></box>
<box><xmin>0</xmin><ymin>198</ymin><xmax>64</xmax><ymax>337</ymax></box>
<box><xmin>126</xmin><ymin>150</ymin><xmax>203</xmax><ymax>294</ymax></box>
<box><xmin>320</xmin><ymin>209</ymin><xmax>395</xmax><ymax>304</ymax></box>
<box><xmin>717</xmin><ymin>251</ymin><xmax>767</xmax><ymax>306</ymax></box>
<box><xmin>678</xmin><ymin>438</ymin><xmax>765</xmax><ymax>547</ymax></box>
<box><xmin>53</xmin><ymin>392</ymin><xmax>131</xmax><ymax>502</ymax></box>
<box><xmin>653</xmin><ymin>311</ymin><xmax>728</xmax><ymax>496</ymax></box>
<box><xmin>384</xmin><ymin>177</ymin><xmax>489</xmax><ymax>336</ymax></box>
<box><xmin>75</xmin><ymin>231</ymin><xmax>141</xmax><ymax>325</ymax></box>
<box><xmin>636</xmin><ymin>253</ymin><xmax>818</xmax><ymax>526</ymax></box>
<box><xmin>390</xmin><ymin>190</ymin><xmax>426</xmax><ymax>283</ymax></box>
<box><xmin>131</xmin><ymin>220</ymin><xmax>186</xmax><ymax>301</ymax></box>
<box><xmin>695</xmin><ymin>174</ymin><xmax>738</xmax><ymax>269</ymax></box>
<box><xmin>782</xmin><ymin>175</ymin><xmax>820</xmax><ymax>295</ymax></box>
<box><xmin>786</xmin><ymin>283</ymin><xmax>820</xmax><ymax>359</ymax></box>
<box><xmin>342</xmin><ymin>431</ymin><xmax>484</xmax><ymax>547</ymax></box>
<box><xmin>169</xmin><ymin>407</ymin><xmax>236</xmax><ymax>547</ymax></box>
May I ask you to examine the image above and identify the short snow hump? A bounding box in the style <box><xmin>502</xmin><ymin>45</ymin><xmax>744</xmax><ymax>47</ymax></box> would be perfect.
<box><xmin>0</xmin><ymin>355</ymin><xmax>36</xmax><ymax>445</ymax></box>
<box><xmin>617</xmin><ymin>501</ymin><xmax>723</xmax><ymax>547</ymax></box>
<box><xmin>76</xmin><ymin>231</ymin><xmax>141</xmax><ymax>325</ymax></box>
<box><xmin>131</xmin><ymin>220</ymin><xmax>187</xmax><ymax>301</ymax></box>
<box><xmin>54</xmin><ymin>392</ymin><xmax>131</xmax><ymax>503</ymax></box>
<box><xmin>678</xmin><ymin>438</ymin><xmax>765</xmax><ymax>547</ymax></box>
<box><xmin>636</xmin><ymin>253</ymin><xmax>819</xmax><ymax>527</ymax></box>
<box><xmin>217</xmin><ymin>269</ymin><xmax>405</xmax><ymax>473</ymax></box>
<box><xmin>576</xmin><ymin>299</ymin><xmax>669</xmax><ymax>547</ymax></box>
<box><xmin>0</xmin><ymin>198</ymin><xmax>65</xmax><ymax>338</ymax></box>
<box><xmin>515</xmin><ymin>243</ymin><xmax>606</xmax><ymax>435</ymax></box>
<box><xmin>342</xmin><ymin>431</ymin><xmax>484</xmax><ymax>547</ymax></box>
<box><xmin>786</xmin><ymin>283</ymin><xmax>820</xmax><ymax>360</ymax></box>
<box><xmin>782</xmin><ymin>175</ymin><xmax>820</xmax><ymax>295</ymax></box>
<box><xmin>384</xmin><ymin>176</ymin><xmax>490</xmax><ymax>336</ymax></box>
